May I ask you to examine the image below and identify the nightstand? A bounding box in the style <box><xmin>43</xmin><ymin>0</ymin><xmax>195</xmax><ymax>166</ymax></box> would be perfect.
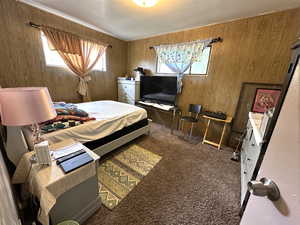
<box><xmin>12</xmin><ymin>139</ymin><xmax>101</xmax><ymax>225</ymax></box>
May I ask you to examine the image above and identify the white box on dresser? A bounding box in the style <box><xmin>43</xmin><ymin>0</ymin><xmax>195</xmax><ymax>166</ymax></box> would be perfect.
<box><xmin>118</xmin><ymin>78</ymin><xmax>140</xmax><ymax>105</ymax></box>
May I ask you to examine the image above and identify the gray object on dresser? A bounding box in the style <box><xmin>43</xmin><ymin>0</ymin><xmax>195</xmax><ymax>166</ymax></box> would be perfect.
<box><xmin>240</xmin><ymin>112</ymin><xmax>264</xmax><ymax>205</ymax></box>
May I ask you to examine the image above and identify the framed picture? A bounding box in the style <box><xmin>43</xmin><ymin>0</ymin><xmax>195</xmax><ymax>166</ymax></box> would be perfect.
<box><xmin>251</xmin><ymin>88</ymin><xmax>281</xmax><ymax>113</ymax></box>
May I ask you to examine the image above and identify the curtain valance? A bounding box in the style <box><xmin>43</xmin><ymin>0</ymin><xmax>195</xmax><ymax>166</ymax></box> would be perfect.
<box><xmin>41</xmin><ymin>25</ymin><xmax>109</xmax><ymax>52</ymax></box>
<box><xmin>153</xmin><ymin>39</ymin><xmax>211</xmax><ymax>94</ymax></box>
<box><xmin>153</xmin><ymin>39</ymin><xmax>211</xmax><ymax>64</ymax></box>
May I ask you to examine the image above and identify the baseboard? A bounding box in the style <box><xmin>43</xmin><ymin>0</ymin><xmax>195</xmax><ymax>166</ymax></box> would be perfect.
<box><xmin>73</xmin><ymin>197</ymin><xmax>101</xmax><ymax>224</ymax></box>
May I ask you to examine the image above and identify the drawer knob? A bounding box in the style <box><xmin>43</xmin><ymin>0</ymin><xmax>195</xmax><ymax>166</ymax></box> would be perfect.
<box><xmin>247</xmin><ymin>158</ymin><xmax>251</xmax><ymax>161</ymax></box>
<box><xmin>244</xmin><ymin>171</ymin><xmax>247</xmax><ymax>175</ymax></box>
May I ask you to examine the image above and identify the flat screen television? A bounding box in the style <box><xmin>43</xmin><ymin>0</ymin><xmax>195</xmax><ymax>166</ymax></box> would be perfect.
<box><xmin>140</xmin><ymin>76</ymin><xmax>177</xmax><ymax>105</ymax></box>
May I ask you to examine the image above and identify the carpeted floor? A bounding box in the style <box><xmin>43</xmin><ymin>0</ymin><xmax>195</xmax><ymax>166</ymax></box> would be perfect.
<box><xmin>84</xmin><ymin>123</ymin><xmax>241</xmax><ymax>225</ymax></box>
<box><xmin>98</xmin><ymin>144</ymin><xmax>162</xmax><ymax>209</ymax></box>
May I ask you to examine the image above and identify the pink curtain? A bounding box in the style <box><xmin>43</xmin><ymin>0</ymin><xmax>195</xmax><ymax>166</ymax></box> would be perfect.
<box><xmin>41</xmin><ymin>26</ymin><xmax>108</xmax><ymax>102</ymax></box>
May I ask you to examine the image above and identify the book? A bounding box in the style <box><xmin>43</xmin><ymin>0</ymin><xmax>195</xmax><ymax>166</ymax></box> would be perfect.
<box><xmin>59</xmin><ymin>152</ymin><xmax>93</xmax><ymax>174</ymax></box>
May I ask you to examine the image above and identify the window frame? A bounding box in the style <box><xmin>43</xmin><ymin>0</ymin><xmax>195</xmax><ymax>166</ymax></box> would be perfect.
<box><xmin>40</xmin><ymin>31</ymin><xmax>107</xmax><ymax>72</ymax></box>
<box><xmin>155</xmin><ymin>45</ymin><xmax>212</xmax><ymax>76</ymax></box>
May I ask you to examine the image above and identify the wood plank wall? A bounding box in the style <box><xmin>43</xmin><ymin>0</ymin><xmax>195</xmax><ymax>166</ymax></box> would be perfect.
<box><xmin>1</xmin><ymin>0</ymin><xmax>299</xmax><ymax>145</ymax></box>
<box><xmin>0</xmin><ymin>0</ymin><xmax>127</xmax><ymax>102</ymax></box>
<box><xmin>127</xmin><ymin>8</ymin><xmax>300</xmax><ymax>143</ymax></box>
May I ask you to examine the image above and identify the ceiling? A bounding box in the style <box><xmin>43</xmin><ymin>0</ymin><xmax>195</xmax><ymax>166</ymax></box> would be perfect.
<box><xmin>20</xmin><ymin>0</ymin><xmax>300</xmax><ymax>41</ymax></box>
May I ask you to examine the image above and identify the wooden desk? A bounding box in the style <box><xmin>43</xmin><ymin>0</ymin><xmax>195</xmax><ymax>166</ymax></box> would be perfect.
<box><xmin>202</xmin><ymin>115</ymin><xmax>233</xmax><ymax>150</ymax></box>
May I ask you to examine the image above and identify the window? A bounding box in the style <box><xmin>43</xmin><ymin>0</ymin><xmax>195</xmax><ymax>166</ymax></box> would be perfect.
<box><xmin>40</xmin><ymin>32</ymin><xmax>106</xmax><ymax>71</ymax></box>
<box><xmin>156</xmin><ymin>46</ymin><xmax>211</xmax><ymax>75</ymax></box>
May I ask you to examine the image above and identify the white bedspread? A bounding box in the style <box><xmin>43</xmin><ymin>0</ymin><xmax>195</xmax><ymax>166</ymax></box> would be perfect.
<box><xmin>42</xmin><ymin>101</ymin><xmax>147</xmax><ymax>144</ymax></box>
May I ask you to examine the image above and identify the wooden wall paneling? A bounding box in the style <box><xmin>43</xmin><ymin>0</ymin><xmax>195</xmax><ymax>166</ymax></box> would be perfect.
<box><xmin>0</xmin><ymin>0</ymin><xmax>127</xmax><ymax>102</ymax></box>
<box><xmin>1</xmin><ymin>0</ymin><xmax>300</xmax><ymax>147</ymax></box>
<box><xmin>127</xmin><ymin>8</ymin><xmax>300</xmax><ymax>145</ymax></box>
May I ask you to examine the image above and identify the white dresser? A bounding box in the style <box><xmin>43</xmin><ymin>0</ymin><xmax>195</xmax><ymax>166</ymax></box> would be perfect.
<box><xmin>118</xmin><ymin>78</ymin><xmax>140</xmax><ymax>105</ymax></box>
<box><xmin>240</xmin><ymin>112</ymin><xmax>264</xmax><ymax>205</ymax></box>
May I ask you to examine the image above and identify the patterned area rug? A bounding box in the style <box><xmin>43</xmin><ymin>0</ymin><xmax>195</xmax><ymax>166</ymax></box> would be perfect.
<box><xmin>98</xmin><ymin>144</ymin><xmax>162</xmax><ymax>209</ymax></box>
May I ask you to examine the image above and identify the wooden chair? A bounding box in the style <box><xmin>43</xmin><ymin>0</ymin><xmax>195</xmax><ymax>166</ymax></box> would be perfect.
<box><xmin>179</xmin><ymin>104</ymin><xmax>202</xmax><ymax>138</ymax></box>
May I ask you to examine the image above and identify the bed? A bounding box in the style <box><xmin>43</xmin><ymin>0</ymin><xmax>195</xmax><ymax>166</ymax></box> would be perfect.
<box><xmin>6</xmin><ymin>101</ymin><xmax>149</xmax><ymax>165</ymax></box>
<box><xmin>43</xmin><ymin>100</ymin><xmax>149</xmax><ymax>156</ymax></box>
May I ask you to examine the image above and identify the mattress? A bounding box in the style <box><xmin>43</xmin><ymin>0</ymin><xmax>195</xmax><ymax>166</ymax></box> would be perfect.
<box><xmin>42</xmin><ymin>100</ymin><xmax>147</xmax><ymax>144</ymax></box>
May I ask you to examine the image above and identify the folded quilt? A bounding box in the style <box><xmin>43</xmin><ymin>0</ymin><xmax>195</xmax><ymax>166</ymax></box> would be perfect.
<box><xmin>54</xmin><ymin>102</ymin><xmax>89</xmax><ymax>117</ymax></box>
<box><xmin>46</xmin><ymin>115</ymin><xmax>96</xmax><ymax>124</ymax></box>
<box><xmin>41</xmin><ymin>102</ymin><xmax>96</xmax><ymax>133</ymax></box>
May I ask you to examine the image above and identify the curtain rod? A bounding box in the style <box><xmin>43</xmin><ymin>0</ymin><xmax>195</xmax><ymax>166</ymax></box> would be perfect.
<box><xmin>28</xmin><ymin>22</ymin><xmax>113</xmax><ymax>48</ymax></box>
<box><xmin>149</xmin><ymin>37</ymin><xmax>222</xmax><ymax>50</ymax></box>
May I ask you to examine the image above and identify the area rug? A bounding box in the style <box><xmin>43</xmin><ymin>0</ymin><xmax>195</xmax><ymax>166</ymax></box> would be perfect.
<box><xmin>98</xmin><ymin>144</ymin><xmax>162</xmax><ymax>209</ymax></box>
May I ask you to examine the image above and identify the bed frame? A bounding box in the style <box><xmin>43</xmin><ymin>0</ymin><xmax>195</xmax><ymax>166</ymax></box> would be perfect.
<box><xmin>84</xmin><ymin>118</ymin><xmax>150</xmax><ymax>156</ymax></box>
<box><xmin>6</xmin><ymin>119</ymin><xmax>150</xmax><ymax>165</ymax></box>
<box><xmin>93</xmin><ymin>124</ymin><xmax>149</xmax><ymax>156</ymax></box>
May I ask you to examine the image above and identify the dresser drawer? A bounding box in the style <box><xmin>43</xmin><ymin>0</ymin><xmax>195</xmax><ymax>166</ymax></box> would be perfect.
<box><xmin>241</xmin><ymin>117</ymin><xmax>263</xmax><ymax>205</ymax></box>
<box><xmin>119</xmin><ymin>83</ymin><xmax>136</xmax><ymax>95</ymax></box>
<box><xmin>118</xmin><ymin>95</ymin><xmax>126</xmax><ymax>103</ymax></box>
<box><xmin>247</xmin><ymin>158</ymin><xmax>257</xmax><ymax>179</ymax></box>
<box><xmin>119</xmin><ymin>83</ymin><xmax>134</xmax><ymax>92</ymax></box>
<box><xmin>241</xmin><ymin>164</ymin><xmax>249</xmax><ymax>205</ymax></box>
<box><xmin>118</xmin><ymin>94</ymin><xmax>134</xmax><ymax>104</ymax></box>
<box><xmin>248</xmin><ymin>133</ymin><xmax>260</xmax><ymax>158</ymax></box>
<box><xmin>245</xmin><ymin>121</ymin><xmax>253</xmax><ymax>141</ymax></box>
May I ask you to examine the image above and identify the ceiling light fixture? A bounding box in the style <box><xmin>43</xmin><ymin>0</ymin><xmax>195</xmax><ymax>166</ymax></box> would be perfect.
<box><xmin>133</xmin><ymin>0</ymin><xmax>159</xmax><ymax>8</ymax></box>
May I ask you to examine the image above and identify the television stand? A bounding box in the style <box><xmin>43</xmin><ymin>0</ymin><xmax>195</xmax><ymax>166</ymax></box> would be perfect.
<box><xmin>136</xmin><ymin>101</ymin><xmax>181</xmax><ymax>134</ymax></box>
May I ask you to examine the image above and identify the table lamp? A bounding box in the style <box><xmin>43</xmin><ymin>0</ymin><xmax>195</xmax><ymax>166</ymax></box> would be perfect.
<box><xmin>0</xmin><ymin>87</ymin><xmax>57</xmax><ymax>164</ymax></box>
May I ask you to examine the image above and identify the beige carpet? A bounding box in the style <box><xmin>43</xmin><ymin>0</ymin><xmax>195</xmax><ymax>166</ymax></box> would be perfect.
<box><xmin>98</xmin><ymin>144</ymin><xmax>162</xmax><ymax>209</ymax></box>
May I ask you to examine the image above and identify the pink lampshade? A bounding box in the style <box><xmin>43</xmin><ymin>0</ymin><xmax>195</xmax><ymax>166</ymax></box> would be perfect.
<box><xmin>0</xmin><ymin>87</ymin><xmax>57</xmax><ymax>126</ymax></box>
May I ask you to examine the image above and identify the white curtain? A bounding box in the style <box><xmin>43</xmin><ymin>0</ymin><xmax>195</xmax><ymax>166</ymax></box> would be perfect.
<box><xmin>0</xmin><ymin>149</ymin><xmax>21</xmax><ymax>225</ymax></box>
<box><xmin>154</xmin><ymin>40</ymin><xmax>210</xmax><ymax>93</ymax></box>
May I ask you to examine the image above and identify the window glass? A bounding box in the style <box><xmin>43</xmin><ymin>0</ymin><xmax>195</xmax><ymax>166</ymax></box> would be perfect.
<box><xmin>40</xmin><ymin>32</ymin><xmax>106</xmax><ymax>71</ymax></box>
<box><xmin>157</xmin><ymin>46</ymin><xmax>211</xmax><ymax>75</ymax></box>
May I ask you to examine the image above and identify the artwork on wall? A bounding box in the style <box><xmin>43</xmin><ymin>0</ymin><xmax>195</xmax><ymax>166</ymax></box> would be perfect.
<box><xmin>229</xmin><ymin>82</ymin><xmax>282</xmax><ymax>147</ymax></box>
<box><xmin>251</xmin><ymin>88</ymin><xmax>281</xmax><ymax>113</ymax></box>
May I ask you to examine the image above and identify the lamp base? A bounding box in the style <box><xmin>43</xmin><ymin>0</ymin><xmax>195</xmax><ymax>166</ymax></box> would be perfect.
<box><xmin>31</xmin><ymin>123</ymin><xmax>42</xmax><ymax>145</ymax></box>
<box><xmin>6</xmin><ymin>126</ymin><xmax>29</xmax><ymax>165</ymax></box>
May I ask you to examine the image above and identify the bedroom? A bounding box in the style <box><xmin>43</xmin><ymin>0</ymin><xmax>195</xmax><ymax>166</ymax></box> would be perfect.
<box><xmin>0</xmin><ymin>0</ymin><xmax>299</xmax><ymax>225</ymax></box>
